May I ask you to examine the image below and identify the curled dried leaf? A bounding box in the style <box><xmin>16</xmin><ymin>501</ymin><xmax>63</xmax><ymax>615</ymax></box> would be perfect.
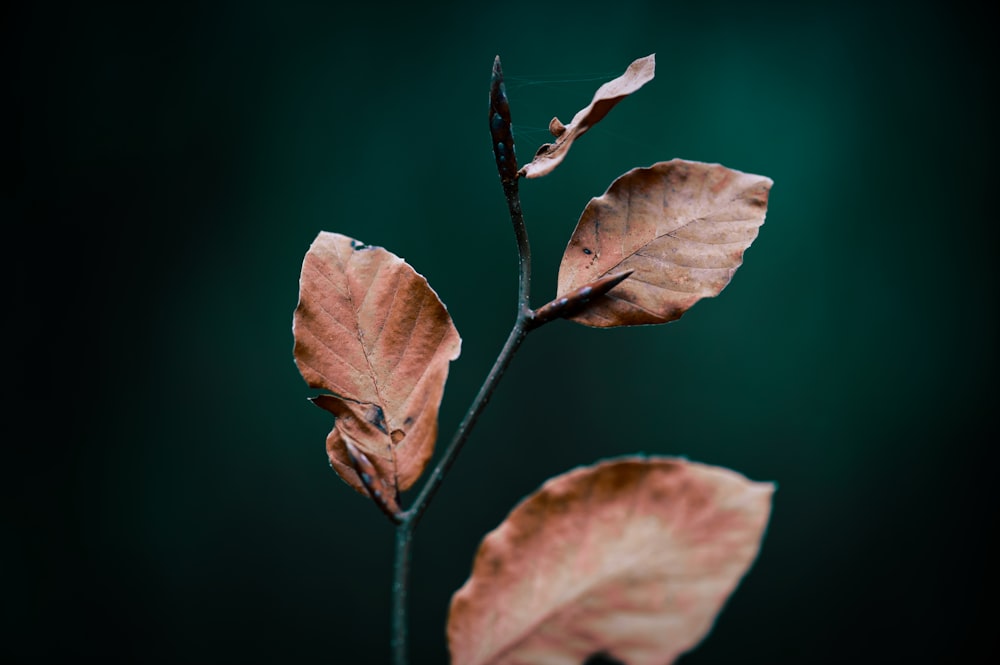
<box><xmin>447</xmin><ymin>457</ymin><xmax>774</xmax><ymax>665</ymax></box>
<box><xmin>292</xmin><ymin>232</ymin><xmax>462</xmax><ymax>497</ymax></box>
<box><xmin>519</xmin><ymin>54</ymin><xmax>655</xmax><ymax>179</ymax></box>
<box><xmin>558</xmin><ymin>159</ymin><xmax>773</xmax><ymax>327</ymax></box>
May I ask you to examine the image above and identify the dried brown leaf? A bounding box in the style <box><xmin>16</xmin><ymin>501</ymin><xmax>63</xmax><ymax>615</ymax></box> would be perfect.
<box><xmin>558</xmin><ymin>159</ymin><xmax>773</xmax><ymax>327</ymax></box>
<box><xmin>447</xmin><ymin>457</ymin><xmax>773</xmax><ymax>665</ymax></box>
<box><xmin>519</xmin><ymin>54</ymin><xmax>655</xmax><ymax>179</ymax></box>
<box><xmin>292</xmin><ymin>232</ymin><xmax>461</xmax><ymax>496</ymax></box>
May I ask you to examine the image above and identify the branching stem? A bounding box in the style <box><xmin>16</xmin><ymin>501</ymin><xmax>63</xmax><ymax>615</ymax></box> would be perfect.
<box><xmin>389</xmin><ymin>55</ymin><xmax>540</xmax><ymax>665</ymax></box>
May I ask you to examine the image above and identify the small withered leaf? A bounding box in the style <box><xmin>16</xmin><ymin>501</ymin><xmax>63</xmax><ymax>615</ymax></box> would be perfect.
<box><xmin>558</xmin><ymin>159</ymin><xmax>773</xmax><ymax>327</ymax></box>
<box><xmin>519</xmin><ymin>54</ymin><xmax>655</xmax><ymax>179</ymax></box>
<box><xmin>447</xmin><ymin>457</ymin><xmax>774</xmax><ymax>665</ymax></box>
<box><xmin>292</xmin><ymin>232</ymin><xmax>462</xmax><ymax>497</ymax></box>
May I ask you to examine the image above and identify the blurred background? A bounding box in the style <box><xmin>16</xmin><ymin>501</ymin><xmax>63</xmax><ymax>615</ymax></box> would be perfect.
<box><xmin>7</xmin><ymin>0</ymin><xmax>995</xmax><ymax>662</ymax></box>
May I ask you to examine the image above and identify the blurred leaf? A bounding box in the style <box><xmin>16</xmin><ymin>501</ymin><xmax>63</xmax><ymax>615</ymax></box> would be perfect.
<box><xmin>292</xmin><ymin>232</ymin><xmax>461</xmax><ymax>497</ymax></box>
<box><xmin>519</xmin><ymin>54</ymin><xmax>655</xmax><ymax>179</ymax></box>
<box><xmin>558</xmin><ymin>159</ymin><xmax>772</xmax><ymax>327</ymax></box>
<box><xmin>447</xmin><ymin>456</ymin><xmax>773</xmax><ymax>665</ymax></box>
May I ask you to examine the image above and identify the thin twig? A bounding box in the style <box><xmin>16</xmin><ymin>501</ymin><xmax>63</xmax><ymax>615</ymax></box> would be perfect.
<box><xmin>405</xmin><ymin>315</ymin><xmax>530</xmax><ymax>527</ymax></box>
<box><xmin>390</xmin><ymin>55</ymin><xmax>541</xmax><ymax>665</ymax></box>
<box><xmin>390</xmin><ymin>314</ymin><xmax>531</xmax><ymax>664</ymax></box>
<box><xmin>391</xmin><ymin>520</ymin><xmax>413</xmax><ymax>664</ymax></box>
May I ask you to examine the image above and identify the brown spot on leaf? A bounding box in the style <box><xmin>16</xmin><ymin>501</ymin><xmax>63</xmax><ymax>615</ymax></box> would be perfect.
<box><xmin>709</xmin><ymin>168</ymin><xmax>734</xmax><ymax>194</ymax></box>
<box><xmin>364</xmin><ymin>404</ymin><xmax>388</xmax><ymax>434</ymax></box>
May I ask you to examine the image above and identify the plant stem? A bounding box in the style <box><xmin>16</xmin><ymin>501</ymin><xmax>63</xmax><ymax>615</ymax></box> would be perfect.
<box><xmin>389</xmin><ymin>54</ymin><xmax>537</xmax><ymax>665</ymax></box>
<box><xmin>408</xmin><ymin>316</ymin><xmax>531</xmax><ymax>527</ymax></box>
<box><xmin>504</xmin><ymin>177</ymin><xmax>532</xmax><ymax>316</ymax></box>
<box><xmin>390</xmin><ymin>312</ymin><xmax>533</xmax><ymax>665</ymax></box>
<box><xmin>391</xmin><ymin>519</ymin><xmax>413</xmax><ymax>665</ymax></box>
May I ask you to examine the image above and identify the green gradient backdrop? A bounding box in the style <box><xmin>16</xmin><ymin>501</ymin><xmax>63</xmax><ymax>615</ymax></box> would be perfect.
<box><xmin>8</xmin><ymin>1</ymin><xmax>995</xmax><ymax>663</ymax></box>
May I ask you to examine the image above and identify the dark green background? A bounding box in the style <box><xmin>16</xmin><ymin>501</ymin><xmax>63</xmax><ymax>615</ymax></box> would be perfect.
<box><xmin>8</xmin><ymin>0</ymin><xmax>995</xmax><ymax>663</ymax></box>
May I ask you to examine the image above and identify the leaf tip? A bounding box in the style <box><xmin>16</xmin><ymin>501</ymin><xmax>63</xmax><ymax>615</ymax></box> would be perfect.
<box><xmin>548</xmin><ymin>116</ymin><xmax>566</xmax><ymax>138</ymax></box>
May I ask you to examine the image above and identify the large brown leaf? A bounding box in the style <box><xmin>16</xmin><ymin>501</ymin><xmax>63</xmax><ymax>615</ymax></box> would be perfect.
<box><xmin>519</xmin><ymin>54</ymin><xmax>655</xmax><ymax>179</ymax></box>
<box><xmin>558</xmin><ymin>159</ymin><xmax>773</xmax><ymax>327</ymax></box>
<box><xmin>447</xmin><ymin>457</ymin><xmax>773</xmax><ymax>665</ymax></box>
<box><xmin>292</xmin><ymin>232</ymin><xmax>461</xmax><ymax>497</ymax></box>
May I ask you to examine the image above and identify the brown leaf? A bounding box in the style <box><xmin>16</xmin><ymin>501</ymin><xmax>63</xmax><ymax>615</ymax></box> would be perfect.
<box><xmin>557</xmin><ymin>159</ymin><xmax>773</xmax><ymax>327</ymax></box>
<box><xmin>447</xmin><ymin>457</ymin><xmax>773</xmax><ymax>665</ymax></box>
<box><xmin>519</xmin><ymin>54</ymin><xmax>655</xmax><ymax>179</ymax></box>
<box><xmin>292</xmin><ymin>232</ymin><xmax>462</xmax><ymax>496</ymax></box>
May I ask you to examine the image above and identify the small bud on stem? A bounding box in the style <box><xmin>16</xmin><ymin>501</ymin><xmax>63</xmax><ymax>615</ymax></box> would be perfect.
<box><xmin>531</xmin><ymin>270</ymin><xmax>634</xmax><ymax>326</ymax></box>
<box><xmin>344</xmin><ymin>439</ymin><xmax>402</xmax><ymax>523</ymax></box>
<box><xmin>489</xmin><ymin>56</ymin><xmax>519</xmax><ymax>186</ymax></box>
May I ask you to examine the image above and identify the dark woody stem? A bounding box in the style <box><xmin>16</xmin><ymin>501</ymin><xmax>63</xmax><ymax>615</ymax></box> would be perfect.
<box><xmin>389</xmin><ymin>55</ymin><xmax>541</xmax><ymax>665</ymax></box>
